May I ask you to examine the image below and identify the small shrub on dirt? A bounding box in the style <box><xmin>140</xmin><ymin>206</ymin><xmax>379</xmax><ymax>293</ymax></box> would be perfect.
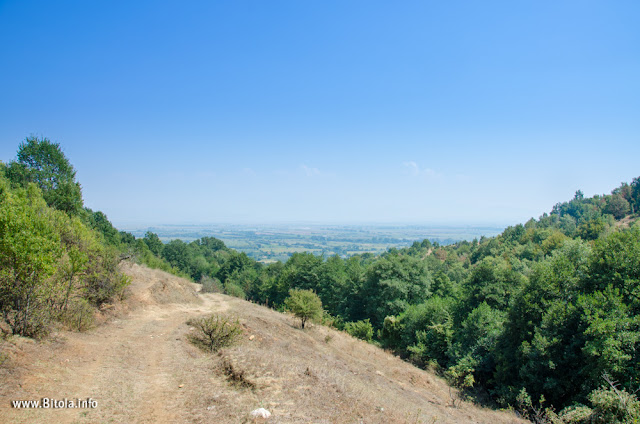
<box><xmin>344</xmin><ymin>319</ymin><xmax>374</xmax><ymax>342</ymax></box>
<box><xmin>186</xmin><ymin>314</ymin><xmax>243</xmax><ymax>352</ymax></box>
<box><xmin>199</xmin><ymin>275</ymin><xmax>223</xmax><ymax>293</ymax></box>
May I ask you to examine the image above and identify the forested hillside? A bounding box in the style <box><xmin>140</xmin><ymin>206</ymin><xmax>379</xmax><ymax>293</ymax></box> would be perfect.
<box><xmin>134</xmin><ymin>178</ymin><xmax>640</xmax><ymax>422</ymax></box>
<box><xmin>2</xmin><ymin>137</ymin><xmax>639</xmax><ymax>422</ymax></box>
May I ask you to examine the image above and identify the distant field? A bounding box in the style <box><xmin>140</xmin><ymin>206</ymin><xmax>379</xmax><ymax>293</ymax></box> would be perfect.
<box><xmin>124</xmin><ymin>223</ymin><xmax>505</xmax><ymax>262</ymax></box>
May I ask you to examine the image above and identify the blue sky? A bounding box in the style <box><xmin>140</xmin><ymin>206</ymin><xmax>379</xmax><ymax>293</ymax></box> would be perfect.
<box><xmin>1</xmin><ymin>1</ymin><xmax>639</xmax><ymax>227</ymax></box>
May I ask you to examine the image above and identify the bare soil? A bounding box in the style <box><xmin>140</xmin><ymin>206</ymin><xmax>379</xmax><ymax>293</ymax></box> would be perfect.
<box><xmin>0</xmin><ymin>263</ymin><xmax>526</xmax><ymax>423</ymax></box>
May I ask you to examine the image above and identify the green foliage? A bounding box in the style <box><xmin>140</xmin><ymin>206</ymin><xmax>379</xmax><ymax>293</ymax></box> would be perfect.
<box><xmin>57</xmin><ymin>298</ymin><xmax>94</xmax><ymax>331</ymax></box>
<box><xmin>383</xmin><ymin>296</ymin><xmax>454</xmax><ymax>367</ymax></box>
<box><xmin>217</xmin><ymin>250</ymin><xmax>254</xmax><ymax>284</ymax></box>
<box><xmin>344</xmin><ymin>319</ymin><xmax>374</xmax><ymax>342</ymax></box>
<box><xmin>0</xmin><ymin>140</ymin><xmax>132</xmax><ymax>337</ymax></box>
<box><xmin>361</xmin><ymin>254</ymin><xmax>432</xmax><ymax>328</ymax></box>
<box><xmin>284</xmin><ymin>288</ymin><xmax>323</xmax><ymax>329</ymax></box>
<box><xmin>142</xmin><ymin>231</ymin><xmax>164</xmax><ymax>256</ymax></box>
<box><xmin>86</xmin><ymin>209</ymin><xmax>121</xmax><ymax>246</ymax></box>
<box><xmin>605</xmin><ymin>194</ymin><xmax>631</xmax><ymax>220</ymax></box>
<box><xmin>162</xmin><ymin>239</ymin><xmax>192</xmax><ymax>275</ymax></box>
<box><xmin>577</xmin><ymin>217</ymin><xmax>607</xmax><ymax>240</ymax></box>
<box><xmin>0</xmin><ymin>182</ymin><xmax>63</xmax><ymax>337</ymax></box>
<box><xmin>5</xmin><ymin>136</ymin><xmax>83</xmax><ymax>215</ymax></box>
<box><xmin>223</xmin><ymin>282</ymin><xmax>246</xmax><ymax>299</ymax></box>
<box><xmin>186</xmin><ymin>314</ymin><xmax>243</xmax><ymax>352</ymax></box>
<box><xmin>449</xmin><ymin>302</ymin><xmax>506</xmax><ymax>385</ymax></box>
<box><xmin>463</xmin><ymin>256</ymin><xmax>526</xmax><ymax>313</ymax></box>
<box><xmin>585</xmin><ymin>383</ymin><xmax>640</xmax><ymax>424</ymax></box>
<box><xmin>584</xmin><ymin>227</ymin><xmax>640</xmax><ymax>312</ymax></box>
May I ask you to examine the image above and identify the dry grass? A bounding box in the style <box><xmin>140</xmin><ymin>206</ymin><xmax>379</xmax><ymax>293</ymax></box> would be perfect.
<box><xmin>194</xmin><ymin>295</ymin><xmax>527</xmax><ymax>424</ymax></box>
<box><xmin>0</xmin><ymin>264</ymin><xmax>527</xmax><ymax>424</ymax></box>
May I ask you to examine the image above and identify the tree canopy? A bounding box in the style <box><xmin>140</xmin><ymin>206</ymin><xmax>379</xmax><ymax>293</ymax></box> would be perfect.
<box><xmin>5</xmin><ymin>136</ymin><xmax>83</xmax><ymax>215</ymax></box>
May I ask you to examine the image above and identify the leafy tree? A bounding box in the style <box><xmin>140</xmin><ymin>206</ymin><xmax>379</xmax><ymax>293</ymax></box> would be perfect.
<box><xmin>162</xmin><ymin>239</ymin><xmax>193</xmax><ymax>276</ymax></box>
<box><xmin>86</xmin><ymin>209</ymin><xmax>121</xmax><ymax>246</ymax></box>
<box><xmin>631</xmin><ymin>177</ymin><xmax>640</xmax><ymax>213</ymax></box>
<box><xmin>604</xmin><ymin>194</ymin><xmax>630</xmax><ymax>220</ymax></box>
<box><xmin>583</xmin><ymin>227</ymin><xmax>640</xmax><ymax>312</ymax></box>
<box><xmin>493</xmin><ymin>239</ymin><xmax>591</xmax><ymax>403</ymax></box>
<box><xmin>385</xmin><ymin>296</ymin><xmax>454</xmax><ymax>367</ymax></box>
<box><xmin>217</xmin><ymin>250</ymin><xmax>254</xmax><ymax>284</ymax></box>
<box><xmin>5</xmin><ymin>136</ymin><xmax>83</xmax><ymax>215</ymax></box>
<box><xmin>284</xmin><ymin>288</ymin><xmax>323</xmax><ymax>329</ymax></box>
<box><xmin>317</xmin><ymin>255</ymin><xmax>350</xmax><ymax>315</ymax></box>
<box><xmin>361</xmin><ymin>255</ymin><xmax>432</xmax><ymax>328</ymax></box>
<box><xmin>0</xmin><ymin>182</ymin><xmax>62</xmax><ymax>336</ymax></box>
<box><xmin>279</xmin><ymin>252</ymin><xmax>323</xmax><ymax>292</ymax></box>
<box><xmin>119</xmin><ymin>231</ymin><xmax>136</xmax><ymax>246</ymax></box>
<box><xmin>462</xmin><ymin>256</ymin><xmax>526</xmax><ymax>314</ymax></box>
<box><xmin>448</xmin><ymin>302</ymin><xmax>506</xmax><ymax>385</ymax></box>
<box><xmin>578</xmin><ymin>289</ymin><xmax>640</xmax><ymax>393</ymax></box>
<box><xmin>143</xmin><ymin>231</ymin><xmax>164</xmax><ymax>256</ymax></box>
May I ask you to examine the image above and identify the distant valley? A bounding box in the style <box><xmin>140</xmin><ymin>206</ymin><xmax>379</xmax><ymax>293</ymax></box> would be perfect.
<box><xmin>123</xmin><ymin>223</ymin><xmax>506</xmax><ymax>262</ymax></box>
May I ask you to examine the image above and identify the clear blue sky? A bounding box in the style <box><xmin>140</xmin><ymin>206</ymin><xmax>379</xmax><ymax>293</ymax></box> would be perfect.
<box><xmin>1</xmin><ymin>1</ymin><xmax>639</xmax><ymax>227</ymax></box>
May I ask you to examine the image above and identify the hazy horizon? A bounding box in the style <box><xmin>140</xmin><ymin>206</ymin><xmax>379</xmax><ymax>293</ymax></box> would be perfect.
<box><xmin>2</xmin><ymin>1</ymin><xmax>638</xmax><ymax>227</ymax></box>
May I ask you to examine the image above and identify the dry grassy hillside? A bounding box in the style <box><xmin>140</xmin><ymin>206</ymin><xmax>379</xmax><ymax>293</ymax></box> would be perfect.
<box><xmin>0</xmin><ymin>263</ymin><xmax>527</xmax><ymax>423</ymax></box>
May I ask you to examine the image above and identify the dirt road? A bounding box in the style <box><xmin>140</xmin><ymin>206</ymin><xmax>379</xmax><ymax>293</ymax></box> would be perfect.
<box><xmin>0</xmin><ymin>264</ymin><xmax>229</xmax><ymax>424</ymax></box>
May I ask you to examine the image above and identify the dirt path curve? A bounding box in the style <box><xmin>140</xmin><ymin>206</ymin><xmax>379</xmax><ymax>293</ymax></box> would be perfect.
<box><xmin>0</xmin><ymin>264</ymin><xmax>228</xmax><ymax>424</ymax></box>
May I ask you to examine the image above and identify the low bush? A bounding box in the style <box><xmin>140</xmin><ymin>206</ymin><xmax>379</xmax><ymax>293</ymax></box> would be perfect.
<box><xmin>186</xmin><ymin>314</ymin><xmax>243</xmax><ymax>352</ymax></box>
<box><xmin>223</xmin><ymin>282</ymin><xmax>246</xmax><ymax>299</ymax></box>
<box><xmin>200</xmin><ymin>275</ymin><xmax>223</xmax><ymax>293</ymax></box>
<box><xmin>344</xmin><ymin>319</ymin><xmax>374</xmax><ymax>342</ymax></box>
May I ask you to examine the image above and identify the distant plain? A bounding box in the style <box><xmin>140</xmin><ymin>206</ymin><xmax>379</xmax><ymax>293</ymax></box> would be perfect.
<box><xmin>124</xmin><ymin>224</ymin><xmax>505</xmax><ymax>262</ymax></box>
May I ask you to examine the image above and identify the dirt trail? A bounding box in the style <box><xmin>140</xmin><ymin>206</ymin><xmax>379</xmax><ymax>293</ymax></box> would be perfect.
<box><xmin>0</xmin><ymin>264</ymin><xmax>228</xmax><ymax>424</ymax></box>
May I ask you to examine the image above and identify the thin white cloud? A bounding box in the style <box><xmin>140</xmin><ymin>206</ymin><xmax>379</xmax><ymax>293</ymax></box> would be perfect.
<box><xmin>300</xmin><ymin>164</ymin><xmax>321</xmax><ymax>177</ymax></box>
<box><xmin>402</xmin><ymin>161</ymin><xmax>440</xmax><ymax>178</ymax></box>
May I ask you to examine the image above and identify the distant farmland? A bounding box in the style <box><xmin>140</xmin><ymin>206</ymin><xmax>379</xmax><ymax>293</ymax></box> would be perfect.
<box><xmin>124</xmin><ymin>223</ymin><xmax>505</xmax><ymax>262</ymax></box>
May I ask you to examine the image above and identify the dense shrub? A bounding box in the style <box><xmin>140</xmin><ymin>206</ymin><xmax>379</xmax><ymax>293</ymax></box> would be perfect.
<box><xmin>200</xmin><ymin>275</ymin><xmax>223</xmax><ymax>293</ymax></box>
<box><xmin>344</xmin><ymin>319</ymin><xmax>374</xmax><ymax>342</ymax></box>
<box><xmin>186</xmin><ymin>314</ymin><xmax>243</xmax><ymax>352</ymax></box>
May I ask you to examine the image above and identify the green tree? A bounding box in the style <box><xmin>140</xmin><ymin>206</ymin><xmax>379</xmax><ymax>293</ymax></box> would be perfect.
<box><xmin>604</xmin><ymin>194</ymin><xmax>630</xmax><ymax>220</ymax></box>
<box><xmin>0</xmin><ymin>182</ymin><xmax>62</xmax><ymax>336</ymax></box>
<box><xmin>6</xmin><ymin>136</ymin><xmax>83</xmax><ymax>215</ymax></box>
<box><xmin>448</xmin><ymin>302</ymin><xmax>506</xmax><ymax>385</ymax></box>
<box><xmin>361</xmin><ymin>255</ymin><xmax>432</xmax><ymax>328</ymax></box>
<box><xmin>384</xmin><ymin>296</ymin><xmax>454</xmax><ymax>367</ymax></box>
<box><xmin>162</xmin><ymin>239</ymin><xmax>193</xmax><ymax>276</ymax></box>
<box><xmin>142</xmin><ymin>231</ymin><xmax>164</xmax><ymax>256</ymax></box>
<box><xmin>583</xmin><ymin>227</ymin><xmax>640</xmax><ymax>311</ymax></box>
<box><xmin>463</xmin><ymin>256</ymin><xmax>526</xmax><ymax>314</ymax></box>
<box><xmin>284</xmin><ymin>288</ymin><xmax>323</xmax><ymax>329</ymax></box>
<box><xmin>86</xmin><ymin>209</ymin><xmax>121</xmax><ymax>246</ymax></box>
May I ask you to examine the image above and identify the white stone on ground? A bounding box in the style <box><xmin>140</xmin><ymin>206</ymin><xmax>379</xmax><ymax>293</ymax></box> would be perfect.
<box><xmin>250</xmin><ymin>407</ymin><xmax>271</xmax><ymax>418</ymax></box>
